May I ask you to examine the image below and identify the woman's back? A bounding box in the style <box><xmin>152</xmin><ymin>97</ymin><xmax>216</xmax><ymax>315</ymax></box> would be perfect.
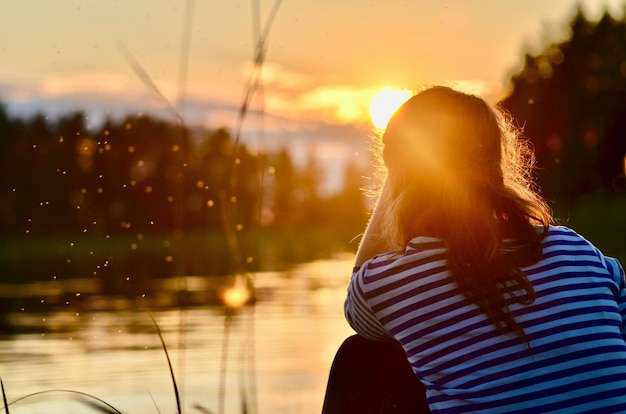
<box><xmin>345</xmin><ymin>225</ymin><xmax>626</xmax><ymax>413</ymax></box>
<box><xmin>338</xmin><ymin>86</ymin><xmax>626</xmax><ymax>413</ymax></box>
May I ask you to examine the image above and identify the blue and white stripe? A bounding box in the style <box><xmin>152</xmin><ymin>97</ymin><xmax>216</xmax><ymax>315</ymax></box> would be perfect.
<box><xmin>345</xmin><ymin>226</ymin><xmax>626</xmax><ymax>413</ymax></box>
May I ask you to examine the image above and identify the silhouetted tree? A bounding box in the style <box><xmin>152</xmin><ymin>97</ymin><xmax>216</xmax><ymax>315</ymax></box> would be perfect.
<box><xmin>501</xmin><ymin>8</ymin><xmax>626</xmax><ymax>200</ymax></box>
<box><xmin>200</xmin><ymin>127</ymin><xmax>234</xmax><ymax>229</ymax></box>
<box><xmin>270</xmin><ymin>147</ymin><xmax>298</xmax><ymax>227</ymax></box>
<box><xmin>296</xmin><ymin>149</ymin><xmax>327</xmax><ymax>227</ymax></box>
<box><xmin>325</xmin><ymin>158</ymin><xmax>368</xmax><ymax>247</ymax></box>
<box><xmin>0</xmin><ymin>106</ymin><xmax>21</xmax><ymax>232</ymax></box>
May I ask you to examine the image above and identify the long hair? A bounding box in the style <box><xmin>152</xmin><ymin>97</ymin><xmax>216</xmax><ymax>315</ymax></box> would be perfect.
<box><xmin>379</xmin><ymin>86</ymin><xmax>552</xmax><ymax>343</ymax></box>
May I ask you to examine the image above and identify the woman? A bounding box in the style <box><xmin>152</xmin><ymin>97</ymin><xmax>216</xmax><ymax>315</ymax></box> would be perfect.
<box><xmin>324</xmin><ymin>86</ymin><xmax>626</xmax><ymax>413</ymax></box>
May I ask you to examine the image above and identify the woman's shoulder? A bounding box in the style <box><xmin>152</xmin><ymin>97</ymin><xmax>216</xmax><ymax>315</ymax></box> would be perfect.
<box><xmin>543</xmin><ymin>225</ymin><xmax>590</xmax><ymax>243</ymax></box>
<box><xmin>538</xmin><ymin>225</ymin><xmax>605</xmax><ymax>255</ymax></box>
<box><xmin>543</xmin><ymin>225</ymin><xmax>624</xmax><ymax>279</ymax></box>
<box><xmin>354</xmin><ymin>236</ymin><xmax>447</xmax><ymax>274</ymax></box>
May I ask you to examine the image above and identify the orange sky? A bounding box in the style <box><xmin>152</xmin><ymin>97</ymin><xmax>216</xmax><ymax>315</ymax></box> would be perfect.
<box><xmin>1</xmin><ymin>0</ymin><xmax>624</xmax><ymax>190</ymax></box>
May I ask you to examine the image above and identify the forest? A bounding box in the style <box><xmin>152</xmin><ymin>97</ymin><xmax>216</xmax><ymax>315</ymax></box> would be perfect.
<box><xmin>0</xmin><ymin>105</ymin><xmax>368</xmax><ymax>295</ymax></box>
<box><xmin>500</xmin><ymin>8</ymin><xmax>626</xmax><ymax>263</ymax></box>
<box><xmin>0</xmin><ymin>8</ymin><xmax>625</xmax><ymax>299</ymax></box>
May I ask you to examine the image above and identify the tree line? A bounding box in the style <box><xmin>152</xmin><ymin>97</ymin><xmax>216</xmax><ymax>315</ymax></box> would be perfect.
<box><xmin>501</xmin><ymin>8</ymin><xmax>626</xmax><ymax>202</ymax></box>
<box><xmin>0</xmin><ymin>108</ymin><xmax>369</xmax><ymax>288</ymax></box>
<box><xmin>0</xmin><ymin>110</ymin><xmax>367</xmax><ymax>238</ymax></box>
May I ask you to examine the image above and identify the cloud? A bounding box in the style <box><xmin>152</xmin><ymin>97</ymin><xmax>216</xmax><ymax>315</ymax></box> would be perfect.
<box><xmin>40</xmin><ymin>71</ymin><xmax>141</xmax><ymax>97</ymax></box>
<box><xmin>297</xmin><ymin>86</ymin><xmax>372</xmax><ymax>122</ymax></box>
<box><xmin>246</xmin><ymin>62</ymin><xmax>314</xmax><ymax>91</ymax></box>
<box><xmin>236</xmin><ymin>62</ymin><xmax>387</xmax><ymax>125</ymax></box>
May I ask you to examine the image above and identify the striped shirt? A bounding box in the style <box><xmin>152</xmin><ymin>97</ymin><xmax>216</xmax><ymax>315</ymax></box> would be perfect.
<box><xmin>345</xmin><ymin>225</ymin><xmax>626</xmax><ymax>413</ymax></box>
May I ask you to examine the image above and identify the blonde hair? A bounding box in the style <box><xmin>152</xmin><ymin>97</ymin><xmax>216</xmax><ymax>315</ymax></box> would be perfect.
<box><xmin>377</xmin><ymin>86</ymin><xmax>552</xmax><ymax>342</ymax></box>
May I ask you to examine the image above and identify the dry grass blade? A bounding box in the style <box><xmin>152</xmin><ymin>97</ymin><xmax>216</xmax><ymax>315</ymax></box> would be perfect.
<box><xmin>175</xmin><ymin>0</ymin><xmax>195</xmax><ymax>113</ymax></box>
<box><xmin>232</xmin><ymin>0</ymin><xmax>283</xmax><ymax>156</ymax></box>
<box><xmin>0</xmin><ymin>389</ymin><xmax>122</xmax><ymax>414</ymax></box>
<box><xmin>220</xmin><ymin>4</ymin><xmax>283</xmax><ymax>414</ymax></box>
<box><xmin>77</xmin><ymin>398</ymin><xmax>125</xmax><ymax>414</ymax></box>
<box><xmin>217</xmin><ymin>313</ymin><xmax>233</xmax><ymax>414</ymax></box>
<box><xmin>117</xmin><ymin>41</ymin><xmax>183</xmax><ymax>124</ymax></box>
<box><xmin>1</xmin><ymin>379</ymin><xmax>9</xmax><ymax>414</ymax></box>
<box><xmin>193</xmin><ymin>403</ymin><xmax>214</xmax><ymax>413</ymax></box>
<box><xmin>223</xmin><ymin>0</ymin><xmax>284</xmax><ymax>277</ymax></box>
<box><xmin>173</xmin><ymin>0</ymin><xmax>196</xmax><ymax>402</ymax></box>
<box><xmin>149</xmin><ymin>312</ymin><xmax>182</xmax><ymax>414</ymax></box>
<box><xmin>148</xmin><ymin>389</ymin><xmax>163</xmax><ymax>414</ymax></box>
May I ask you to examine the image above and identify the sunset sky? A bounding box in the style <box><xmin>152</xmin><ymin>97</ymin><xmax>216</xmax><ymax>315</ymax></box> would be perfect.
<box><xmin>1</xmin><ymin>0</ymin><xmax>624</xmax><ymax>190</ymax></box>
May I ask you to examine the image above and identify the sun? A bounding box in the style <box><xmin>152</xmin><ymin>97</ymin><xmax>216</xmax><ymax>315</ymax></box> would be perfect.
<box><xmin>369</xmin><ymin>88</ymin><xmax>412</xmax><ymax>129</ymax></box>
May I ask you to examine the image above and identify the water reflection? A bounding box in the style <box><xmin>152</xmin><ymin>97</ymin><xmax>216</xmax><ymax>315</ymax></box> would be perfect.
<box><xmin>0</xmin><ymin>257</ymin><xmax>356</xmax><ymax>413</ymax></box>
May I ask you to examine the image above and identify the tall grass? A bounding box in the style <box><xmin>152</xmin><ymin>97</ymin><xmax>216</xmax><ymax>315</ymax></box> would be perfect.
<box><xmin>0</xmin><ymin>387</ymin><xmax>123</xmax><ymax>414</ymax></box>
<box><xmin>2</xmin><ymin>0</ymin><xmax>285</xmax><ymax>412</ymax></box>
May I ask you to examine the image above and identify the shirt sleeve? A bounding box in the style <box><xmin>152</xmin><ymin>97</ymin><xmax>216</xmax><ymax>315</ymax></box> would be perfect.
<box><xmin>606</xmin><ymin>256</ymin><xmax>626</xmax><ymax>338</ymax></box>
<box><xmin>568</xmin><ymin>226</ymin><xmax>626</xmax><ymax>339</ymax></box>
<box><xmin>344</xmin><ymin>263</ymin><xmax>392</xmax><ymax>341</ymax></box>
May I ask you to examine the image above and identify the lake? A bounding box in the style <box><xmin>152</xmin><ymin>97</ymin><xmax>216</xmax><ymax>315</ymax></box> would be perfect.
<box><xmin>0</xmin><ymin>257</ymin><xmax>356</xmax><ymax>413</ymax></box>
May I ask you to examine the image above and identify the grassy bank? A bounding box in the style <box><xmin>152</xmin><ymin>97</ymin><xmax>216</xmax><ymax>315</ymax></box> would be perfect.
<box><xmin>0</xmin><ymin>227</ymin><xmax>357</xmax><ymax>285</ymax></box>
<box><xmin>552</xmin><ymin>194</ymin><xmax>626</xmax><ymax>265</ymax></box>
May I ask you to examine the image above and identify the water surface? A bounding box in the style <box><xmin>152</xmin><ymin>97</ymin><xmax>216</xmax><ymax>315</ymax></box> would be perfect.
<box><xmin>0</xmin><ymin>258</ymin><xmax>356</xmax><ymax>413</ymax></box>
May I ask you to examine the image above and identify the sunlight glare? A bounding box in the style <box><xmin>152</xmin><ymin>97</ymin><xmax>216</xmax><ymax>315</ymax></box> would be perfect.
<box><xmin>222</xmin><ymin>277</ymin><xmax>251</xmax><ymax>309</ymax></box>
<box><xmin>369</xmin><ymin>88</ymin><xmax>412</xmax><ymax>129</ymax></box>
